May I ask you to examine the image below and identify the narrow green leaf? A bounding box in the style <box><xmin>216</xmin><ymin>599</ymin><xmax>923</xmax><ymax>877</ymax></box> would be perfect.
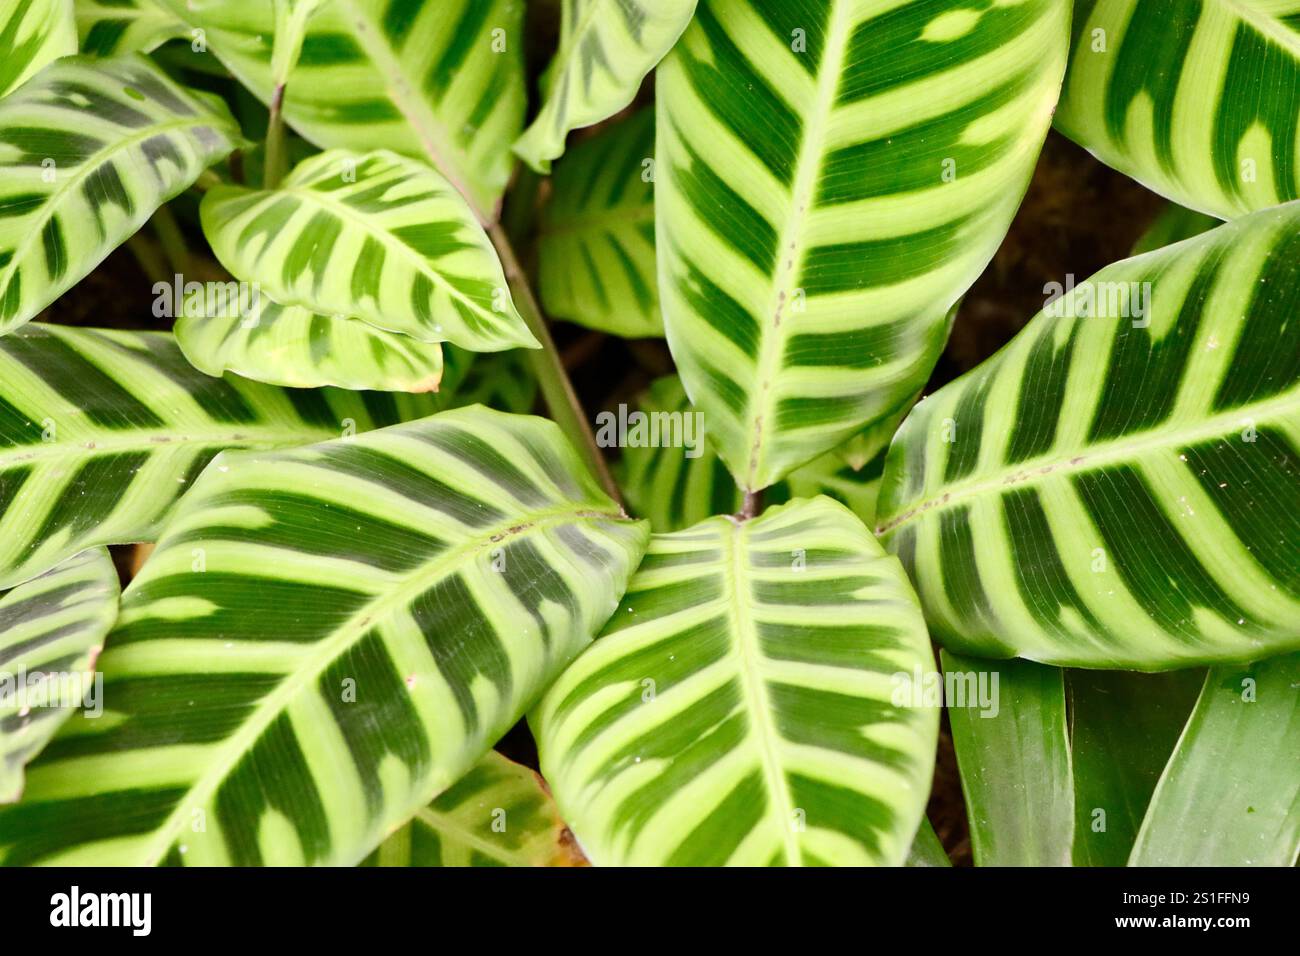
<box><xmin>905</xmin><ymin>817</ymin><xmax>950</xmax><ymax>868</ymax></box>
<box><xmin>878</xmin><ymin>202</ymin><xmax>1300</xmax><ymax>669</ymax></box>
<box><xmin>535</xmin><ymin>497</ymin><xmax>938</xmax><ymax>866</ymax></box>
<box><xmin>1130</xmin><ymin>653</ymin><xmax>1300</xmax><ymax>866</ymax></box>
<box><xmin>1057</xmin><ymin>0</ymin><xmax>1300</xmax><ymax>219</ymax></box>
<box><xmin>1131</xmin><ymin>203</ymin><xmax>1221</xmax><ymax>256</ymax></box>
<box><xmin>0</xmin><ymin>54</ymin><xmax>241</xmax><ymax>334</ymax></box>
<box><xmin>363</xmin><ymin>751</ymin><xmax>585</xmax><ymax>867</ymax></box>
<box><xmin>538</xmin><ymin>110</ymin><xmax>660</xmax><ymax>337</ymax></box>
<box><xmin>175</xmin><ymin>296</ymin><xmax>446</xmax><ymax>393</ymax></box>
<box><xmin>617</xmin><ymin>375</ymin><xmax>891</xmax><ymax>532</ymax></box>
<box><xmin>0</xmin><ymin>547</ymin><xmax>117</xmax><ymax>803</ymax></box>
<box><xmin>201</xmin><ymin>149</ymin><xmax>536</xmax><ymax>351</ymax></box>
<box><xmin>0</xmin><ymin>407</ymin><xmax>648</xmax><ymax>865</ymax></box>
<box><xmin>944</xmin><ymin>651</ymin><xmax>1073</xmax><ymax>867</ymax></box>
<box><xmin>156</xmin><ymin>0</ymin><xmax>526</xmax><ymax>221</ymax></box>
<box><xmin>75</xmin><ymin>0</ymin><xmax>186</xmax><ymax>56</ymax></box>
<box><xmin>515</xmin><ymin>0</ymin><xmax>696</xmax><ymax>172</ymax></box>
<box><xmin>1068</xmin><ymin>668</ymin><xmax>1203</xmax><ymax>867</ymax></box>
<box><xmin>657</xmin><ymin>0</ymin><xmax>1069</xmax><ymax>490</ymax></box>
<box><xmin>0</xmin><ymin>323</ymin><xmax>437</xmax><ymax>590</ymax></box>
<box><xmin>1</xmin><ymin>0</ymin><xmax>76</xmax><ymax>97</ymax></box>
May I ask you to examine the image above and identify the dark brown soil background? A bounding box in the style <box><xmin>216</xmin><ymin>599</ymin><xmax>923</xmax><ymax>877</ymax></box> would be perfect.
<box><xmin>49</xmin><ymin>12</ymin><xmax>1165</xmax><ymax>864</ymax></box>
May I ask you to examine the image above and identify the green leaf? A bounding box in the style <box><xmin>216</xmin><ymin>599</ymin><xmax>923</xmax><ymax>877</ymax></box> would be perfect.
<box><xmin>0</xmin><ymin>54</ymin><xmax>241</xmax><ymax>335</ymax></box>
<box><xmin>156</xmin><ymin>0</ymin><xmax>525</xmax><ymax>221</ymax></box>
<box><xmin>534</xmin><ymin>497</ymin><xmax>938</xmax><ymax>866</ymax></box>
<box><xmin>656</xmin><ymin>0</ymin><xmax>1069</xmax><ymax>491</ymax></box>
<box><xmin>175</xmin><ymin>295</ymin><xmax>446</xmax><ymax>393</ymax></box>
<box><xmin>0</xmin><ymin>407</ymin><xmax>648</xmax><ymax>865</ymax></box>
<box><xmin>1130</xmin><ymin>653</ymin><xmax>1300</xmax><ymax>866</ymax></box>
<box><xmin>0</xmin><ymin>323</ymin><xmax>436</xmax><ymax>590</ymax></box>
<box><xmin>538</xmin><ymin>110</ymin><xmax>660</xmax><ymax>337</ymax></box>
<box><xmin>0</xmin><ymin>547</ymin><xmax>117</xmax><ymax>803</ymax></box>
<box><xmin>904</xmin><ymin>817</ymin><xmax>950</xmax><ymax>867</ymax></box>
<box><xmin>943</xmin><ymin>651</ymin><xmax>1073</xmax><ymax>867</ymax></box>
<box><xmin>363</xmin><ymin>751</ymin><xmax>585</xmax><ymax>867</ymax></box>
<box><xmin>201</xmin><ymin>149</ymin><xmax>537</xmax><ymax>351</ymax></box>
<box><xmin>514</xmin><ymin>0</ymin><xmax>696</xmax><ymax>172</ymax></box>
<box><xmin>1057</xmin><ymin>0</ymin><xmax>1300</xmax><ymax>219</ymax></box>
<box><xmin>877</xmin><ymin>202</ymin><xmax>1300</xmax><ymax>669</ymax></box>
<box><xmin>1068</xmin><ymin>668</ymin><xmax>1203</xmax><ymax>867</ymax></box>
<box><xmin>1131</xmin><ymin>203</ymin><xmax>1220</xmax><ymax>256</ymax></box>
<box><xmin>617</xmin><ymin>375</ymin><xmax>891</xmax><ymax>532</ymax></box>
<box><xmin>75</xmin><ymin>0</ymin><xmax>187</xmax><ymax>56</ymax></box>
<box><xmin>1</xmin><ymin>0</ymin><xmax>77</xmax><ymax>97</ymax></box>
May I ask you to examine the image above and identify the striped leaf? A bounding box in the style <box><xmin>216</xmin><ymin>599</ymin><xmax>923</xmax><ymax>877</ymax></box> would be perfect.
<box><xmin>515</xmin><ymin>0</ymin><xmax>696</xmax><ymax>172</ymax></box>
<box><xmin>0</xmin><ymin>323</ymin><xmax>436</xmax><ymax>590</ymax></box>
<box><xmin>1069</xmin><ymin>668</ymin><xmax>1203</xmax><ymax>866</ymax></box>
<box><xmin>657</xmin><ymin>0</ymin><xmax>1068</xmax><ymax>491</ymax></box>
<box><xmin>1057</xmin><ymin>0</ymin><xmax>1300</xmax><ymax>219</ymax></box>
<box><xmin>1</xmin><ymin>547</ymin><xmax>117</xmax><ymax>803</ymax></box>
<box><xmin>175</xmin><ymin>296</ymin><xmax>446</xmax><ymax>393</ymax></box>
<box><xmin>75</xmin><ymin>0</ymin><xmax>187</xmax><ymax>56</ymax></box>
<box><xmin>538</xmin><ymin>110</ymin><xmax>660</xmax><ymax>337</ymax></box>
<box><xmin>1131</xmin><ymin>653</ymin><xmax>1300</xmax><ymax>866</ymax></box>
<box><xmin>0</xmin><ymin>54</ymin><xmax>241</xmax><ymax>335</ymax></box>
<box><xmin>201</xmin><ymin>149</ymin><xmax>536</xmax><ymax>351</ymax></box>
<box><xmin>617</xmin><ymin>376</ymin><xmax>890</xmax><ymax>532</ymax></box>
<box><xmin>363</xmin><ymin>751</ymin><xmax>585</xmax><ymax>867</ymax></box>
<box><xmin>944</xmin><ymin>651</ymin><xmax>1074</xmax><ymax>867</ymax></box>
<box><xmin>155</xmin><ymin>0</ymin><xmax>525</xmax><ymax>221</ymax></box>
<box><xmin>0</xmin><ymin>408</ymin><xmax>648</xmax><ymax>865</ymax></box>
<box><xmin>876</xmin><ymin>202</ymin><xmax>1300</xmax><ymax>669</ymax></box>
<box><xmin>434</xmin><ymin>349</ymin><xmax>537</xmax><ymax>416</ymax></box>
<box><xmin>534</xmin><ymin>497</ymin><xmax>938</xmax><ymax>866</ymax></box>
<box><xmin>1</xmin><ymin>0</ymin><xmax>77</xmax><ymax>97</ymax></box>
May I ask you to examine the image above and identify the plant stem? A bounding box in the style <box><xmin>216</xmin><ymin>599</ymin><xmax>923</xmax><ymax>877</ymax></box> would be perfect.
<box><xmin>263</xmin><ymin>84</ymin><xmax>289</xmax><ymax>189</ymax></box>
<box><xmin>151</xmin><ymin>203</ymin><xmax>189</xmax><ymax>278</ymax></box>
<box><xmin>488</xmin><ymin>222</ymin><xmax>623</xmax><ymax>508</ymax></box>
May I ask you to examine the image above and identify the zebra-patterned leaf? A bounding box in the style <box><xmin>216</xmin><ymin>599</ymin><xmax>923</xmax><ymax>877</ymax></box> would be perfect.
<box><xmin>0</xmin><ymin>54</ymin><xmax>240</xmax><ymax>335</ymax></box>
<box><xmin>0</xmin><ymin>547</ymin><xmax>117</xmax><ymax>803</ymax></box>
<box><xmin>1</xmin><ymin>0</ymin><xmax>77</xmax><ymax>97</ymax></box>
<box><xmin>1057</xmin><ymin>0</ymin><xmax>1300</xmax><ymax>220</ymax></box>
<box><xmin>533</xmin><ymin>497</ymin><xmax>938</xmax><ymax>866</ymax></box>
<box><xmin>617</xmin><ymin>375</ymin><xmax>890</xmax><ymax>532</ymax></box>
<box><xmin>363</xmin><ymin>750</ymin><xmax>586</xmax><ymax>867</ymax></box>
<box><xmin>175</xmin><ymin>295</ymin><xmax>446</xmax><ymax>393</ymax></box>
<box><xmin>0</xmin><ymin>407</ymin><xmax>648</xmax><ymax>865</ymax></box>
<box><xmin>0</xmin><ymin>323</ymin><xmax>436</xmax><ymax>590</ymax></box>
<box><xmin>201</xmin><ymin>149</ymin><xmax>536</xmax><ymax>351</ymax></box>
<box><xmin>75</xmin><ymin>0</ymin><xmax>187</xmax><ymax>56</ymax></box>
<box><xmin>876</xmin><ymin>202</ymin><xmax>1300</xmax><ymax>670</ymax></box>
<box><xmin>155</xmin><ymin>0</ymin><xmax>525</xmax><ymax>221</ymax></box>
<box><xmin>433</xmin><ymin>348</ymin><xmax>537</xmax><ymax>416</ymax></box>
<box><xmin>515</xmin><ymin>0</ymin><xmax>696</xmax><ymax>172</ymax></box>
<box><xmin>538</xmin><ymin>109</ymin><xmax>660</xmax><ymax>337</ymax></box>
<box><xmin>1130</xmin><ymin>653</ymin><xmax>1300</xmax><ymax>866</ymax></box>
<box><xmin>944</xmin><ymin>651</ymin><xmax>1074</xmax><ymax>867</ymax></box>
<box><xmin>657</xmin><ymin>0</ymin><xmax>1068</xmax><ymax>491</ymax></box>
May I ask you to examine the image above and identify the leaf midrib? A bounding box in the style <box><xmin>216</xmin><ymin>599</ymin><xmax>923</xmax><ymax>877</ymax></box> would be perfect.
<box><xmin>0</xmin><ymin>423</ymin><xmax>337</xmax><ymax>469</ymax></box>
<box><xmin>745</xmin><ymin>0</ymin><xmax>854</xmax><ymax>490</ymax></box>
<box><xmin>876</xmin><ymin>388</ymin><xmax>1300</xmax><ymax>535</ymax></box>
<box><xmin>337</xmin><ymin>0</ymin><xmax>488</xmax><ymax>222</ymax></box>
<box><xmin>131</xmin><ymin>501</ymin><xmax>622</xmax><ymax>866</ymax></box>
<box><xmin>722</xmin><ymin>516</ymin><xmax>801</xmax><ymax>865</ymax></box>
<box><xmin>411</xmin><ymin>806</ymin><xmax>532</xmax><ymax>866</ymax></box>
